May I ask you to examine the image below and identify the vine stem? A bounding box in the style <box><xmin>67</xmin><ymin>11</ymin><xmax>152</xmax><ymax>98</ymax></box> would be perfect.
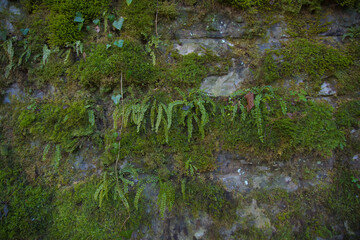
<box><xmin>155</xmin><ymin>0</ymin><xmax>159</xmax><ymax>36</ymax></box>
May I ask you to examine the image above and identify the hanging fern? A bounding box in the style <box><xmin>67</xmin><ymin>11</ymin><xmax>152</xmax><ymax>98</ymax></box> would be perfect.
<box><xmin>157</xmin><ymin>181</ymin><xmax>175</xmax><ymax>218</ymax></box>
<box><xmin>254</xmin><ymin>94</ymin><xmax>264</xmax><ymax>143</ymax></box>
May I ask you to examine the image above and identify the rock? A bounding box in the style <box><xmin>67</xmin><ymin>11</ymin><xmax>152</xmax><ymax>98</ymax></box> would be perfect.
<box><xmin>0</xmin><ymin>0</ymin><xmax>8</xmax><ymax>12</ymax></box>
<box><xmin>9</xmin><ymin>5</ymin><xmax>20</xmax><ymax>15</ymax></box>
<box><xmin>319</xmin><ymin>82</ymin><xmax>336</xmax><ymax>96</ymax></box>
<box><xmin>3</xmin><ymin>83</ymin><xmax>24</xmax><ymax>104</ymax></box>
<box><xmin>239</xmin><ymin>199</ymin><xmax>272</xmax><ymax>230</ymax></box>
<box><xmin>173</xmin><ymin>38</ymin><xmax>233</xmax><ymax>56</ymax></box>
<box><xmin>320</xmin><ymin>8</ymin><xmax>360</xmax><ymax>37</ymax></box>
<box><xmin>200</xmin><ymin>67</ymin><xmax>250</xmax><ymax>96</ymax></box>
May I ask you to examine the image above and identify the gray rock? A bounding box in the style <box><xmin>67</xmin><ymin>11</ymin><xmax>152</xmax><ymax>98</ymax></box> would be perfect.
<box><xmin>173</xmin><ymin>38</ymin><xmax>233</xmax><ymax>56</ymax></box>
<box><xmin>319</xmin><ymin>82</ymin><xmax>336</xmax><ymax>96</ymax></box>
<box><xmin>200</xmin><ymin>67</ymin><xmax>250</xmax><ymax>96</ymax></box>
<box><xmin>3</xmin><ymin>83</ymin><xmax>24</xmax><ymax>104</ymax></box>
<box><xmin>0</xmin><ymin>0</ymin><xmax>8</xmax><ymax>12</ymax></box>
<box><xmin>9</xmin><ymin>5</ymin><xmax>20</xmax><ymax>15</ymax></box>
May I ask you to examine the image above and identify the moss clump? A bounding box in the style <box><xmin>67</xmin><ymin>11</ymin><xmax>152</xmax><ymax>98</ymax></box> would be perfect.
<box><xmin>69</xmin><ymin>41</ymin><xmax>156</xmax><ymax>91</ymax></box>
<box><xmin>0</xmin><ymin>168</ymin><xmax>53</xmax><ymax>239</ymax></box>
<box><xmin>45</xmin><ymin>0</ymin><xmax>110</xmax><ymax>46</ymax></box>
<box><xmin>16</xmin><ymin>100</ymin><xmax>96</xmax><ymax>152</ymax></box>
<box><xmin>335</xmin><ymin>100</ymin><xmax>360</xmax><ymax>129</ymax></box>
<box><xmin>260</xmin><ymin>39</ymin><xmax>352</xmax><ymax>87</ymax></box>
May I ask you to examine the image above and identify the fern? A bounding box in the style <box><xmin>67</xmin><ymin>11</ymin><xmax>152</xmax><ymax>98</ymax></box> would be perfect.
<box><xmin>187</xmin><ymin>113</ymin><xmax>193</xmax><ymax>142</ymax></box>
<box><xmin>42</xmin><ymin>144</ymin><xmax>50</xmax><ymax>161</ymax></box>
<box><xmin>254</xmin><ymin>94</ymin><xmax>264</xmax><ymax>143</ymax></box>
<box><xmin>53</xmin><ymin>145</ymin><xmax>61</xmax><ymax>169</ymax></box>
<box><xmin>88</xmin><ymin>110</ymin><xmax>95</xmax><ymax>126</ymax></box>
<box><xmin>3</xmin><ymin>39</ymin><xmax>15</xmax><ymax>78</ymax></box>
<box><xmin>155</xmin><ymin>103</ymin><xmax>163</xmax><ymax>133</ymax></box>
<box><xmin>134</xmin><ymin>183</ymin><xmax>146</xmax><ymax>210</ymax></box>
<box><xmin>239</xmin><ymin>102</ymin><xmax>247</xmax><ymax>121</ymax></box>
<box><xmin>157</xmin><ymin>181</ymin><xmax>175</xmax><ymax>218</ymax></box>
<box><xmin>231</xmin><ymin>103</ymin><xmax>238</xmax><ymax>121</ymax></box>
<box><xmin>279</xmin><ymin>98</ymin><xmax>287</xmax><ymax>116</ymax></box>
<box><xmin>42</xmin><ymin>44</ymin><xmax>52</xmax><ymax>66</ymax></box>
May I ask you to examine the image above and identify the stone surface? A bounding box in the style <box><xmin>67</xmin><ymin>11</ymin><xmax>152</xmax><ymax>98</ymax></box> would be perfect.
<box><xmin>0</xmin><ymin>0</ymin><xmax>8</xmax><ymax>12</ymax></box>
<box><xmin>2</xmin><ymin>83</ymin><xmax>24</xmax><ymax>104</ymax></box>
<box><xmin>319</xmin><ymin>82</ymin><xmax>337</xmax><ymax>96</ymax></box>
<box><xmin>320</xmin><ymin>8</ymin><xmax>360</xmax><ymax>37</ymax></box>
<box><xmin>173</xmin><ymin>38</ymin><xmax>233</xmax><ymax>56</ymax></box>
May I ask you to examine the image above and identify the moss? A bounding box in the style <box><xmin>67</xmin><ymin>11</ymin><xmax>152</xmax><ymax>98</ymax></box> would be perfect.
<box><xmin>259</xmin><ymin>39</ymin><xmax>352</xmax><ymax>89</ymax></box>
<box><xmin>0</xmin><ymin>168</ymin><xmax>53</xmax><ymax>239</ymax></box>
<box><xmin>16</xmin><ymin>100</ymin><xmax>96</xmax><ymax>152</ymax></box>
<box><xmin>335</xmin><ymin>100</ymin><xmax>360</xmax><ymax>129</ymax></box>
<box><xmin>48</xmin><ymin>178</ymin><xmax>149</xmax><ymax>239</ymax></box>
<box><xmin>45</xmin><ymin>0</ymin><xmax>111</xmax><ymax>46</ymax></box>
<box><xmin>68</xmin><ymin>41</ymin><xmax>156</xmax><ymax>91</ymax></box>
<box><xmin>120</xmin><ymin>0</ymin><xmax>157</xmax><ymax>40</ymax></box>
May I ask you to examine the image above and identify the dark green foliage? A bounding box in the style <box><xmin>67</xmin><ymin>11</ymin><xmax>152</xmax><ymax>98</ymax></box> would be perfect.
<box><xmin>69</xmin><ymin>41</ymin><xmax>156</xmax><ymax>90</ymax></box>
<box><xmin>0</xmin><ymin>168</ymin><xmax>53</xmax><ymax>239</ymax></box>
<box><xmin>335</xmin><ymin>100</ymin><xmax>360</xmax><ymax>129</ymax></box>
<box><xmin>16</xmin><ymin>100</ymin><xmax>95</xmax><ymax>152</ymax></box>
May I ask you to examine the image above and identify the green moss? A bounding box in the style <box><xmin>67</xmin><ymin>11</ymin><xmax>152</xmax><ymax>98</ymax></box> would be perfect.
<box><xmin>68</xmin><ymin>41</ymin><xmax>156</xmax><ymax>91</ymax></box>
<box><xmin>260</xmin><ymin>39</ymin><xmax>352</xmax><ymax>88</ymax></box>
<box><xmin>16</xmin><ymin>100</ymin><xmax>95</xmax><ymax>152</ymax></box>
<box><xmin>335</xmin><ymin>100</ymin><xmax>360</xmax><ymax>129</ymax></box>
<box><xmin>45</xmin><ymin>0</ymin><xmax>110</xmax><ymax>46</ymax></box>
<box><xmin>0</xmin><ymin>168</ymin><xmax>53</xmax><ymax>239</ymax></box>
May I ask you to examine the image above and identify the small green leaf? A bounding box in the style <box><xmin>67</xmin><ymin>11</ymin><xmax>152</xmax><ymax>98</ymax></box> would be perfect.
<box><xmin>107</xmin><ymin>14</ymin><xmax>115</xmax><ymax>22</ymax></box>
<box><xmin>126</xmin><ymin>0</ymin><xmax>133</xmax><ymax>5</ymax></box>
<box><xmin>108</xmin><ymin>33</ymin><xmax>113</xmax><ymax>38</ymax></box>
<box><xmin>113</xmin><ymin>40</ymin><xmax>124</xmax><ymax>48</ymax></box>
<box><xmin>20</xmin><ymin>28</ymin><xmax>29</xmax><ymax>36</ymax></box>
<box><xmin>106</xmin><ymin>44</ymin><xmax>112</xmax><ymax>49</ymax></box>
<box><xmin>86</xmin><ymin>25</ymin><xmax>91</xmax><ymax>31</ymax></box>
<box><xmin>111</xmin><ymin>94</ymin><xmax>122</xmax><ymax>105</ymax></box>
<box><xmin>0</xmin><ymin>30</ymin><xmax>7</xmax><ymax>41</ymax></box>
<box><xmin>93</xmin><ymin>19</ymin><xmax>100</xmax><ymax>25</ymax></box>
<box><xmin>74</xmin><ymin>12</ymin><xmax>84</xmax><ymax>23</ymax></box>
<box><xmin>112</xmin><ymin>17</ymin><xmax>124</xmax><ymax>30</ymax></box>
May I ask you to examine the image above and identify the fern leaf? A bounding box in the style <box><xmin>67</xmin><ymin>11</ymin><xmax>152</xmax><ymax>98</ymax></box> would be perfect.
<box><xmin>160</xmin><ymin>192</ymin><xmax>167</xmax><ymax>218</ymax></box>
<box><xmin>279</xmin><ymin>98</ymin><xmax>287</xmax><ymax>116</ymax></box>
<box><xmin>155</xmin><ymin>103</ymin><xmax>163</xmax><ymax>133</ymax></box>
<box><xmin>231</xmin><ymin>104</ymin><xmax>238</xmax><ymax>121</ymax></box>
<box><xmin>134</xmin><ymin>184</ymin><xmax>146</xmax><ymax>210</ymax></box>
<box><xmin>115</xmin><ymin>184</ymin><xmax>130</xmax><ymax>212</ymax></box>
<box><xmin>187</xmin><ymin>114</ymin><xmax>193</xmax><ymax>142</ymax></box>
<box><xmin>88</xmin><ymin>110</ymin><xmax>95</xmax><ymax>126</ymax></box>
<box><xmin>123</xmin><ymin>104</ymin><xmax>133</xmax><ymax>128</ymax></box>
<box><xmin>166</xmin><ymin>100</ymin><xmax>184</xmax><ymax>130</ymax></box>
<box><xmin>175</xmin><ymin>87</ymin><xmax>187</xmax><ymax>101</ymax></box>
<box><xmin>239</xmin><ymin>102</ymin><xmax>246</xmax><ymax>121</ymax></box>
<box><xmin>53</xmin><ymin>145</ymin><xmax>61</xmax><ymax>169</ymax></box>
<box><xmin>42</xmin><ymin>144</ymin><xmax>50</xmax><ymax>161</ymax></box>
<box><xmin>254</xmin><ymin>94</ymin><xmax>264</xmax><ymax>142</ymax></box>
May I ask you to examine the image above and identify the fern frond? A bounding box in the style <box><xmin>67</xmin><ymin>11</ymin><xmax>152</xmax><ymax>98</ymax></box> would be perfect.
<box><xmin>254</xmin><ymin>94</ymin><xmax>264</xmax><ymax>142</ymax></box>
<box><xmin>279</xmin><ymin>98</ymin><xmax>287</xmax><ymax>116</ymax></box>
<box><xmin>123</xmin><ymin>104</ymin><xmax>133</xmax><ymax>128</ymax></box>
<box><xmin>88</xmin><ymin>110</ymin><xmax>95</xmax><ymax>126</ymax></box>
<box><xmin>155</xmin><ymin>103</ymin><xmax>163</xmax><ymax>133</ymax></box>
<box><xmin>187</xmin><ymin>114</ymin><xmax>193</xmax><ymax>142</ymax></box>
<box><xmin>166</xmin><ymin>100</ymin><xmax>184</xmax><ymax>130</ymax></box>
<box><xmin>175</xmin><ymin>87</ymin><xmax>187</xmax><ymax>101</ymax></box>
<box><xmin>239</xmin><ymin>102</ymin><xmax>246</xmax><ymax>121</ymax></box>
<box><xmin>115</xmin><ymin>183</ymin><xmax>130</xmax><ymax>212</ymax></box>
<box><xmin>134</xmin><ymin>183</ymin><xmax>146</xmax><ymax>210</ymax></box>
<box><xmin>42</xmin><ymin>144</ymin><xmax>50</xmax><ymax>161</ymax></box>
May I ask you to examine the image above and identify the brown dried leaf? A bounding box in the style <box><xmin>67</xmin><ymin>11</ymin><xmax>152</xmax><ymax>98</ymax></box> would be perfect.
<box><xmin>244</xmin><ymin>91</ymin><xmax>254</xmax><ymax>112</ymax></box>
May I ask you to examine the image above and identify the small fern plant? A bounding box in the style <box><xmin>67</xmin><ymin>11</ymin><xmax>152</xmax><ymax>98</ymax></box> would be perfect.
<box><xmin>94</xmin><ymin>163</ymin><xmax>139</xmax><ymax>212</ymax></box>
